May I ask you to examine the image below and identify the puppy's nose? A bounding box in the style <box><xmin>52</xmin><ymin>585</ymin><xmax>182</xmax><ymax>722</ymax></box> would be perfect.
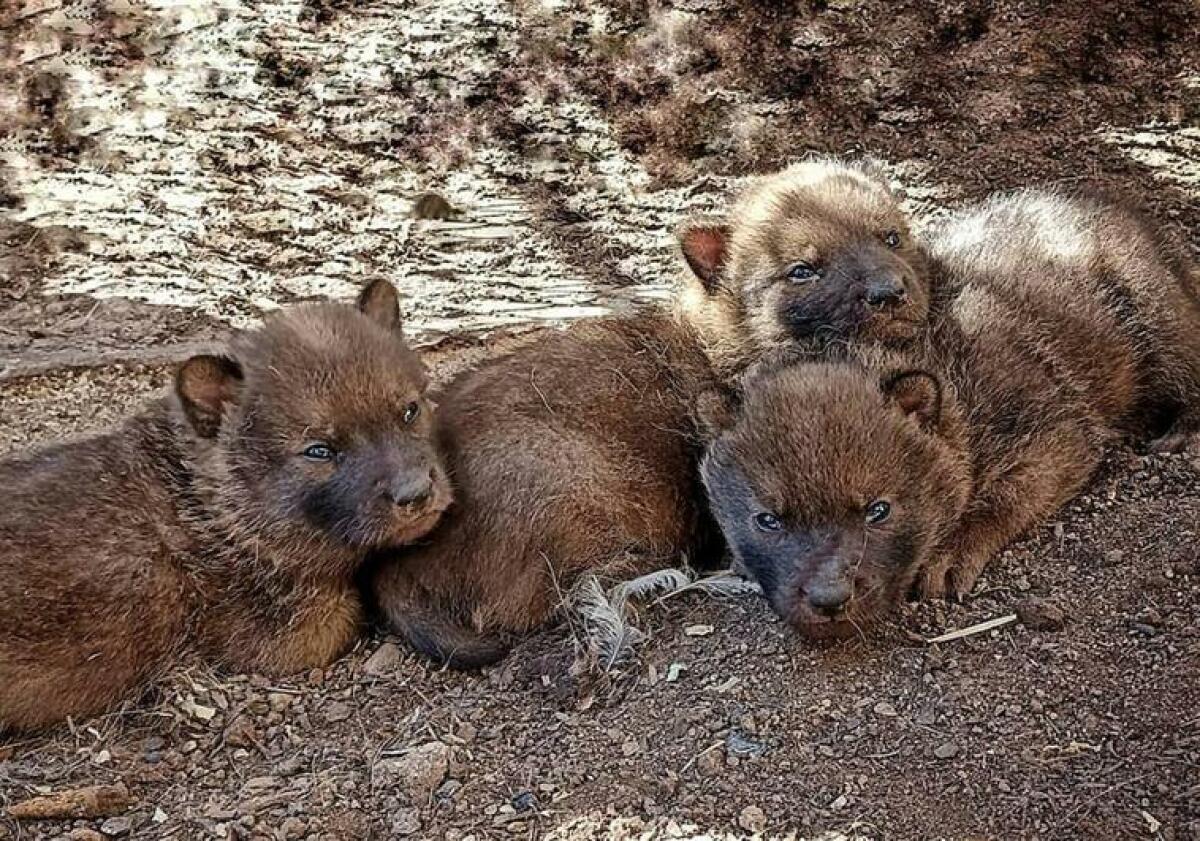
<box><xmin>807</xmin><ymin>580</ymin><xmax>852</xmax><ymax>616</ymax></box>
<box><xmin>389</xmin><ymin>469</ymin><xmax>435</xmax><ymax>507</ymax></box>
<box><xmin>864</xmin><ymin>277</ymin><xmax>907</xmax><ymax>308</ymax></box>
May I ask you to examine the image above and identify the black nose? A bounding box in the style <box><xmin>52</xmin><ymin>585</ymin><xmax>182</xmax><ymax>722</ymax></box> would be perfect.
<box><xmin>389</xmin><ymin>469</ymin><xmax>435</xmax><ymax>507</ymax></box>
<box><xmin>864</xmin><ymin>278</ymin><xmax>907</xmax><ymax>308</ymax></box>
<box><xmin>807</xmin><ymin>580</ymin><xmax>852</xmax><ymax>615</ymax></box>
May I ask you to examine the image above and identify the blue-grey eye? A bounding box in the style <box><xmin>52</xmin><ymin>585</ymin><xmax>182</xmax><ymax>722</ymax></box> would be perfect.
<box><xmin>755</xmin><ymin>512</ymin><xmax>783</xmax><ymax>532</ymax></box>
<box><xmin>403</xmin><ymin>402</ymin><xmax>420</xmax><ymax>425</ymax></box>
<box><xmin>884</xmin><ymin>230</ymin><xmax>901</xmax><ymax>249</ymax></box>
<box><xmin>787</xmin><ymin>263</ymin><xmax>820</xmax><ymax>283</ymax></box>
<box><xmin>303</xmin><ymin>443</ymin><xmax>336</xmax><ymax>462</ymax></box>
<box><xmin>865</xmin><ymin>499</ymin><xmax>891</xmax><ymax>524</ymax></box>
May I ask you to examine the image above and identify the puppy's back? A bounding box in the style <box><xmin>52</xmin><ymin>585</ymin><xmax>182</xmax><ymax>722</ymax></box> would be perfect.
<box><xmin>0</xmin><ymin>413</ymin><xmax>194</xmax><ymax>731</ymax></box>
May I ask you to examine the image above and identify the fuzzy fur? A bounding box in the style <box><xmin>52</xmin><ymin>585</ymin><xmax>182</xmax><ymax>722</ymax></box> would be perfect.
<box><xmin>676</xmin><ymin>157</ymin><xmax>934</xmax><ymax>380</ymax></box>
<box><xmin>0</xmin><ymin>280</ymin><xmax>449</xmax><ymax>731</ymax></box>
<box><xmin>370</xmin><ymin>310</ymin><xmax>725</xmax><ymax>668</ymax></box>
<box><xmin>702</xmin><ymin>187</ymin><xmax>1200</xmax><ymax>636</ymax></box>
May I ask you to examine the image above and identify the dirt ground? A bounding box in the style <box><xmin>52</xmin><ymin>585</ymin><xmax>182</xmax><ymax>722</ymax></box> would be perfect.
<box><xmin>1</xmin><ymin>0</ymin><xmax>1198</xmax><ymax>839</ymax></box>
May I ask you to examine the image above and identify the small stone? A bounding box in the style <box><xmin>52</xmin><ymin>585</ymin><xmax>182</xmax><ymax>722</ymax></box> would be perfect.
<box><xmin>324</xmin><ymin>701</ymin><xmax>352</xmax><ymax>723</ymax></box>
<box><xmin>696</xmin><ymin>747</ymin><xmax>724</xmax><ymax>776</ymax></box>
<box><xmin>363</xmin><ymin>642</ymin><xmax>402</xmax><ymax>675</ymax></box>
<box><xmin>278</xmin><ymin>817</ymin><xmax>306</xmax><ymax>840</ymax></box>
<box><xmin>1135</xmin><ymin>608</ymin><xmax>1163</xmax><ymax>627</ymax></box>
<box><xmin>683</xmin><ymin>624</ymin><xmax>714</xmax><ymax>637</ymax></box>
<box><xmin>276</xmin><ymin>755</ymin><xmax>305</xmax><ymax>776</ymax></box>
<box><xmin>224</xmin><ymin>714</ymin><xmax>258</xmax><ymax>748</ymax></box>
<box><xmin>511</xmin><ymin>791</ymin><xmax>538</xmax><ymax>813</ymax></box>
<box><xmin>436</xmin><ymin>779</ymin><xmax>463</xmax><ymax>801</ymax></box>
<box><xmin>1017</xmin><ymin>598</ymin><xmax>1066</xmax><ymax>631</ymax></box>
<box><xmin>873</xmin><ymin>701</ymin><xmax>898</xmax><ymax>718</ymax></box>
<box><xmin>934</xmin><ymin>741</ymin><xmax>960</xmax><ymax>760</ymax></box>
<box><xmin>99</xmin><ymin>816</ymin><xmax>132</xmax><ymax>837</ymax></box>
<box><xmin>267</xmin><ymin>693</ymin><xmax>294</xmax><ymax>713</ymax></box>
<box><xmin>411</xmin><ymin>192</ymin><xmax>458</xmax><ymax>220</ymax></box>
<box><xmin>376</xmin><ymin>742</ymin><xmax>452</xmax><ymax>803</ymax></box>
<box><xmin>738</xmin><ymin>805</ymin><xmax>767</xmax><ymax>833</ymax></box>
<box><xmin>725</xmin><ymin>731</ymin><xmax>767</xmax><ymax>758</ymax></box>
<box><xmin>184</xmin><ymin>698</ymin><xmax>217</xmax><ymax>722</ymax></box>
<box><xmin>69</xmin><ymin>831</ymin><xmax>106</xmax><ymax>841</ymax></box>
<box><xmin>390</xmin><ymin>808</ymin><xmax>421</xmax><ymax>836</ymax></box>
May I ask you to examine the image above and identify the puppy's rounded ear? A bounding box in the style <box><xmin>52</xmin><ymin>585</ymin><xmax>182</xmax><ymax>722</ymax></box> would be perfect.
<box><xmin>677</xmin><ymin>216</ymin><xmax>731</xmax><ymax>293</ymax></box>
<box><xmin>357</xmin><ymin>278</ymin><xmax>403</xmax><ymax>331</ymax></box>
<box><xmin>695</xmin><ymin>386</ymin><xmax>739</xmax><ymax>440</ymax></box>
<box><xmin>882</xmin><ymin>369</ymin><xmax>941</xmax><ymax>431</ymax></box>
<box><xmin>176</xmin><ymin>354</ymin><xmax>244</xmax><ymax>438</ymax></box>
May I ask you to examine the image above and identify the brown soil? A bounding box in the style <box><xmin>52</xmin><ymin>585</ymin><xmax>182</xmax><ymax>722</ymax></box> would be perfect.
<box><xmin>2</xmin><ymin>1</ymin><xmax>1198</xmax><ymax>839</ymax></box>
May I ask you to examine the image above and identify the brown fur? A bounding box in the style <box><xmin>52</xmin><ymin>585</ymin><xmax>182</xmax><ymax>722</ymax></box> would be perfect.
<box><xmin>701</xmin><ymin>188</ymin><xmax>1200</xmax><ymax>637</ymax></box>
<box><xmin>677</xmin><ymin>158</ymin><xmax>934</xmax><ymax>379</ymax></box>
<box><xmin>370</xmin><ymin>310</ymin><xmax>722</xmax><ymax>668</ymax></box>
<box><xmin>0</xmin><ymin>280</ymin><xmax>449</xmax><ymax>731</ymax></box>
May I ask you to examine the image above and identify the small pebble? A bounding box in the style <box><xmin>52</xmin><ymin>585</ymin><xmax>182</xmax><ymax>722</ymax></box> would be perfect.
<box><xmin>738</xmin><ymin>805</ymin><xmax>767</xmax><ymax>833</ymax></box>
<box><xmin>99</xmin><ymin>816</ymin><xmax>132</xmax><ymax>837</ymax></box>
<box><xmin>324</xmin><ymin>701</ymin><xmax>352</xmax><ymax>722</ymax></box>
<box><xmin>411</xmin><ymin>192</ymin><xmax>458</xmax><ymax>220</ymax></box>
<box><xmin>1016</xmin><ymin>597</ymin><xmax>1066</xmax><ymax>631</ymax></box>
<box><xmin>69</xmin><ymin>831</ymin><xmax>106</xmax><ymax>841</ymax></box>
<box><xmin>934</xmin><ymin>741</ymin><xmax>960</xmax><ymax>760</ymax></box>
<box><xmin>363</xmin><ymin>642</ymin><xmax>402</xmax><ymax>675</ymax></box>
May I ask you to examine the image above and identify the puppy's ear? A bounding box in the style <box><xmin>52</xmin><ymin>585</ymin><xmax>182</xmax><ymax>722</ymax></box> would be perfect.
<box><xmin>678</xmin><ymin>216</ymin><xmax>731</xmax><ymax>293</ymax></box>
<box><xmin>357</xmin><ymin>278</ymin><xmax>403</xmax><ymax>332</ymax></box>
<box><xmin>883</xmin><ymin>369</ymin><xmax>941</xmax><ymax>431</ymax></box>
<box><xmin>695</xmin><ymin>386</ymin><xmax>739</xmax><ymax>440</ymax></box>
<box><xmin>176</xmin><ymin>354</ymin><xmax>244</xmax><ymax>438</ymax></box>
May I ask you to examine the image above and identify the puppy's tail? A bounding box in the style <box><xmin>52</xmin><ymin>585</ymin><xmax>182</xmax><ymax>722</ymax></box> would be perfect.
<box><xmin>390</xmin><ymin>607</ymin><xmax>513</xmax><ymax>671</ymax></box>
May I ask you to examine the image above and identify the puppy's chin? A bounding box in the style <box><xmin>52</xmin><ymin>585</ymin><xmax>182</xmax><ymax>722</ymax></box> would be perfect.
<box><xmin>777</xmin><ymin>598</ymin><xmax>882</xmax><ymax>641</ymax></box>
<box><xmin>865</xmin><ymin>303</ymin><xmax>928</xmax><ymax>343</ymax></box>
<box><xmin>371</xmin><ymin>491</ymin><xmax>452</xmax><ymax>549</ymax></box>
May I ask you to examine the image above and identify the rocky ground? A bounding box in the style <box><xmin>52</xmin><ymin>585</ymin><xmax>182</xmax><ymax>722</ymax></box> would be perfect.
<box><xmin>1</xmin><ymin>0</ymin><xmax>1198</xmax><ymax>839</ymax></box>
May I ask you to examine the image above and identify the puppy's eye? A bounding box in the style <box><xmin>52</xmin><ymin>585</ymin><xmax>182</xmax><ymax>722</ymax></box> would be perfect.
<box><xmin>883</xmin><ymin>231</ymin><xmax>901</xmax><ymax>249</ymax></box>
<box><xmin>787</xmin><ymin>263</ymin><xmax>821</xmax><ymax>284</ymax></box>
<box><xmin>865</xmin><ymin>499</ymin><xmax>891</xmax><ymax>524</ymax></box>
<box><xmin>302</xmin><ymin>443</ymin><xmax>337</xmax><ymax>462</ymax></box>
<box><xmin>403</xmin><ymin>402</ymin><xmax>421</xmax><ymax>425</ymax></box>
<box><xmin>755</xmin><ymin>512</ymin><xmax>783</xmax><ymax>532</ymax></box>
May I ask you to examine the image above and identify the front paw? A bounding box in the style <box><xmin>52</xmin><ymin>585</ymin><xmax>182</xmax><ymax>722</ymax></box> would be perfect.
<box><xmin>914</xmin><ymin>556</ymin><xmax>983</xmax><ymax>602</ymax></box>
<box><xmin>914</xmin><ymin>557</ymin><xmax>953</xmax><ymax>601</ymax></box>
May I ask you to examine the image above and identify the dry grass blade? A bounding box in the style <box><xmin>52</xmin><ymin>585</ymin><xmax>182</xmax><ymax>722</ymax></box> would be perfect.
<box><xmin>926</xmin><ymin>613</ymin><xmax>1017</xmax><ymax>644</ymax></box>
